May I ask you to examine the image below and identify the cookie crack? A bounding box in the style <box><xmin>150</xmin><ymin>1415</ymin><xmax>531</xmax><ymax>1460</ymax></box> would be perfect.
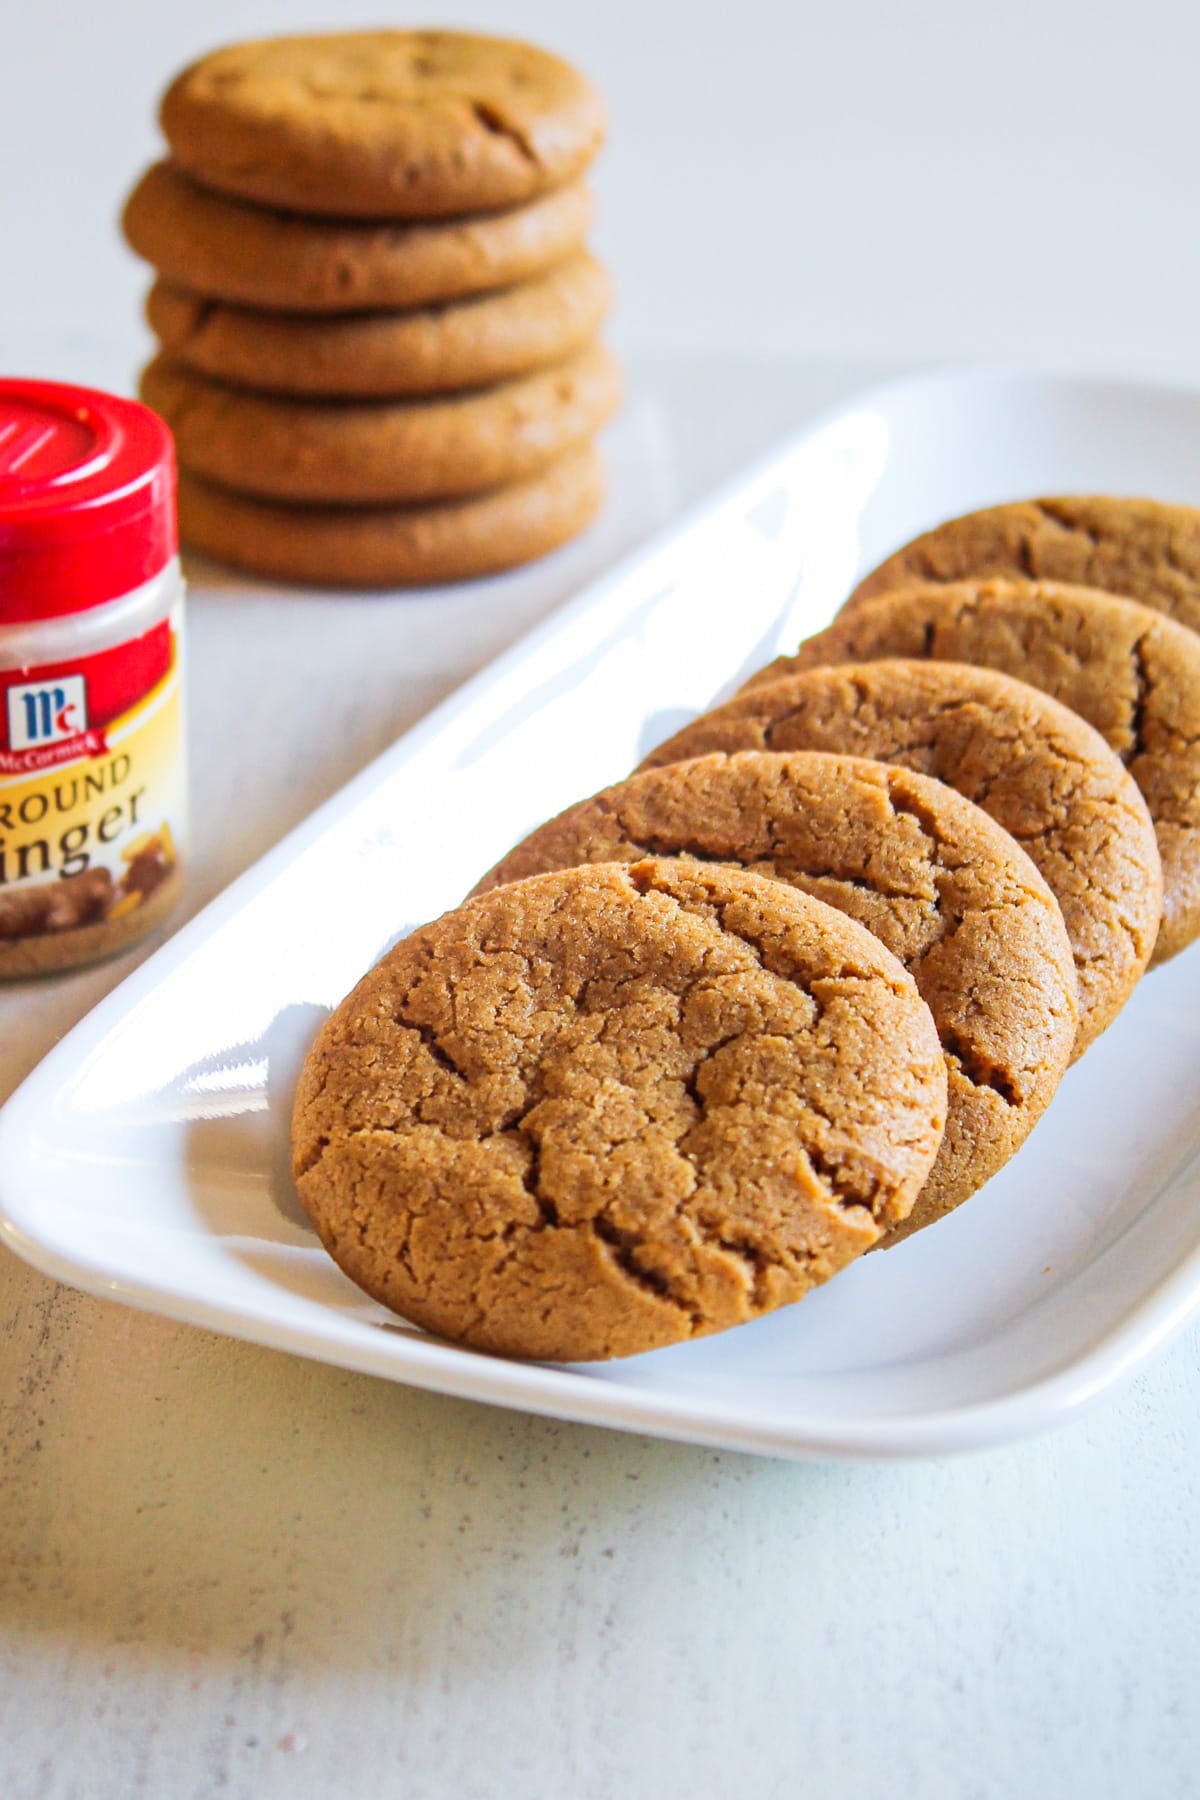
<box><xmin>620</xmin><ymin>828</ymin><xmax>744</xmax><ymax>867</ymax></box>
<box><xmin>589</xmin><ymin>1215</ymin><xmax>703</xmax><ymax>1326</ymax></box>
<box><xmin>612</xmin><ymin>814</ymin><xmax>931</xmax><ymax>908</ymax></box>
<box><xmin>493</xmin><ymin>994</ymin><xmax>863</xmax><ymax>1307</ymax></box>
<box><xmin>517</xmin><ymin>1132</ymin><xmax>557</xmax><ymax>1228</ymax></box>
<box><xmin>624</xmin><ymin>862</ymin><xmax>768</xmax><ymax>962</ymax></box>
<box><xmin>882</xmin><ymin>785</ymin><xmax>955</xmax><ymax>934</ymax></box>
<box><xmin>779</xmin><ymin>863</ymin><xmax>897</xmax><ymax>898</ymax></box>
<box><xmin>803</xmin><ymin>1140</ymin><xmax>884</xmax><ymax>1212</ymax></box>
<box><xmin>470</xmin><ymin>99</ymin><xmax>540</xmax><ymax>165</ymax></box>
<box><xmin>712</xmin><ymin>1227</ymin><xmax>809</xmax><ymax>1309</ymax></box>
<box><xmin>1127</xmin><ymin>632</ymin><xmax>1152</xmax><ymax>763</ymax></box>
<box><xmin>397</xmin><ymin>1013</ymin><xmax>471</xmax><ymax>1082</ymax></box>
<box><xmin>1034</xmin><ymin>501</ymin><xmax>1103</xmax><ymax>551</ymax></box>
<box><xmin>628</xmin><ymin>859</ymin><xmax>893</xmax><ymax>987</ymax></box>
<box><xmin>937</xmin><ymin>1023</ymin><xmax>1020</xmax><ymax>1105</ymax></box>
<box><xmin>295</xmin><ymin>1131</ymin><xmax>330</xmax><ymax>1179</ymax></box>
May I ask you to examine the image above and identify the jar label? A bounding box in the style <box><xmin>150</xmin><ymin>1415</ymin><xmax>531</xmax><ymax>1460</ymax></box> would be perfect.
<box><xmin>0</xmin><ymin>608</ymin><xmax>186</xmax><ymax>953</ymax></box>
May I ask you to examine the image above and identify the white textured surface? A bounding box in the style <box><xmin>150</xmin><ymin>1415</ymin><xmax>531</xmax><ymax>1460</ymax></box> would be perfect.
<box><xmin>3</xmin><ymin>4</ymin><xmax>1200</xmax><ymax>1796</ymax></box>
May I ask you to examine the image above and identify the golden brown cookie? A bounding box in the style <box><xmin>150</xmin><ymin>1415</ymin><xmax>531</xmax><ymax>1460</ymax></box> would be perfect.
<box><xmin>176</xmin><ymin>445</ymin><xmax>605</xmax><ymax>587</ymax></box>
<box><xmin>291</xmin><ymin>858</ymin><xmax>948</xmax><ymax>1360</ymax></box>
<box><xmin>472</xmin><ymin>752</ymin><xmax>1077</xmax><ymax>1245</ymax></box>
<box><xmin>848</xmin><ymin>497</ymin><xmax>1200</xmax><ymax>632</ymax></box>
<box><xmin>160</xmin><ymin>30</ymin><xmax>606</xmax><ymax>218</ymax></box>
<box><xmin>141</xmin><ymin>345</ymin><xmax>620</xmax><ymax>504</ymax></box>
<box><xmin>640</xmin><ymin>661</ymin><xmax>1162</xmax><ymax>1055</ymax></box>
<box><xmin>122</xmin><ymin>162</ymin><xmax>593</xmax><ymax>313</ymax></box>
<box><xmin>145</xmin><ymin>255</ymin><xmax>611</xmax><ymax>398</ymax></box>
<box><xmin>753</xmin><ymin>578</ymin><xmax>1200</xmax><ymax>964</ymax></box>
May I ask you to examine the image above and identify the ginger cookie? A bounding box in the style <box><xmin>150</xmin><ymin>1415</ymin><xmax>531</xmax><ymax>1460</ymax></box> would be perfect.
<box><xmin>753</xmin><ymin>578</ymin><xmax>1200</xmax><ymax>964</ymax></box>
<box><xmin>176</xmin><ymin>445</ymin><xmax>605</xmax><ymax>587</ymax></box>
<box><xmin>145</xmin><ymin>255</ymin><xmax>611</xmax><ymax>398</ymax></box>
<box><xmin>848</xmin><ymin>497</ymin><xmax>1200</xmax><ymax>632</ymax></box>
<box><xmin>140</xmin><ymin>345</ymin><xmax>620</xmax><ymax>505</ymax></box>
<box><xmin>640</xmin><ymin>661</ymin><xmax>1162</xmax><ymax>1054</ymax></box>
<box><xmin>291</xmin><ymin>859</ymin><xmax>947</xmax><ymax>1361</ymax></box>
<box><xmin>160</xmin><ymin>30</ymin><xmax>606</xmax><ymax>218</ymax></box>
<box><xmin>472</xmin><ymin>752</ymin><xmax>1077</xmax><ymax>1244</ymax></box>
<box><xmin>122</xmin><ymin>162</ymin><xmax>593</xmax><ymax>314</ymax></box>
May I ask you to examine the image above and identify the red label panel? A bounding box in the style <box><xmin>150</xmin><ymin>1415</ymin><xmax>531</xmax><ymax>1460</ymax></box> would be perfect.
<box><xmin>0</xmin><ymin>619</ymin><xmax>173</xmax><ymax>752</ymax></box>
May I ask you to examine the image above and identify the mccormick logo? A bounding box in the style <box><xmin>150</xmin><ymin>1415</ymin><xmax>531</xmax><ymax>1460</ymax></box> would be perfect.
<box><xmin>8</xmin><ymin>676</ymin><xmax>88</xmax><ymax>750</ymax></box>
<box><xmin>2</xmin><ymin>676</ymin><xmax>107</xmax><ymax>774</ymax></box>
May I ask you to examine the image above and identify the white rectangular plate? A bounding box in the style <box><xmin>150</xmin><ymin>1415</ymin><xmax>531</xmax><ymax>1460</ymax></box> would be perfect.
<box><xmin>4</xmin><ymin>366</ymin><xmax>1200</xmax><ymax>1461</ymax></box>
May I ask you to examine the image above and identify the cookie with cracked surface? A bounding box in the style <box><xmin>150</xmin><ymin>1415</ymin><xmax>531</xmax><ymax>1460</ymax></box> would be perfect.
<box><xmin>750</xmin><ymin>579</ymin><xmax>1200</xmax><ymax>964</ymax></box>
<box><xmin>145</xmin><ymin>255</ymin><xmax>611</xmax><ymax>398</ymax></box>
<box><xmin>291</xmin><ymin>858</ymin><xmax>948</xmax><ymax>1360</ymax></box>
<box><xmin>140</xmin><ymin>344</ymin><xmax>620</xmax><ymax>504</ymax></box>
<box><xmin>176</xmin><ymin>446</ymin><xmax>605</xmax><ymax>587</ymax></box>
<box><xmin>123</xmin><ymin>162</ymin><xmax>594</xmax><ymax>314</ymax></box>
<box><xmin>472</xmin><ymin>752</ymin><xmax>1077</xmax><ymax>1244</ymax></box>
<box><xmin>639</xmin><ymin>661</ymin><xmax>1162</xmax><ymax>1055</ymax></box>
<box><xmin>847</xmin><ymin>497</ymin><xmax>1200</xmax><ymax>633</ymax></box>
<box><xmin>160</xmin><ymin>30</ymin><xmax>605</xmax><ymax>218</ymax></box>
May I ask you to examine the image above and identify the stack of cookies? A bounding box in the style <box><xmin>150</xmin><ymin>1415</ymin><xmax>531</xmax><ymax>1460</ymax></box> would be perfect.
<box><xmin>122</xmin><ymin>30</ymin><xmax>619</xmax><ymax>588</ymax></box>
<box><xmin>290</xmin><ymin>494</ymin><xmax>1200</xmax><ymax>1364</ymax></box>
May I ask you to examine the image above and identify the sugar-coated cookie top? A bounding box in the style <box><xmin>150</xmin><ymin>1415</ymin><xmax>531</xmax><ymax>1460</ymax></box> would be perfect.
<box><xmin>472</xmin><ymin>750</ymin><xmax>1078</xmax><ymax>1241</ymax></box>
<box><xmin>292</xmin><ymin>858</ymin><xmax>947</xmax><ymax>1360</ymax></box>
<box><xmin>848</xmin><ymin>496</ymin><xmax>1200</xmax><ymax>633</ymax></box>
<box><xmin>639</xmin><ymin>659</ymin><xmax>1163</xmax><ymax>1053</ymax></box>
<box><xmin>759</xmin><ymin>578</ymin><xmax>1200</xmax><ymax>963</ymax></box>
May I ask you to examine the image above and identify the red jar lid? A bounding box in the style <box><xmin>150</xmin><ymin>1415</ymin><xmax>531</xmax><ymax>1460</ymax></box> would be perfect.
<box><xmin>0</xmin><ymin>378</ymin><xmax>178</xmax><ymax>625</ymax></box>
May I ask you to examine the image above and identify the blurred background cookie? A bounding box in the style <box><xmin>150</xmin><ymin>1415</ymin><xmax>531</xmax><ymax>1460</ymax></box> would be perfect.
<box><xmin>122</xmin><ymin>30</ymin><xmax>616</xmax><ymax>586</ymax></box>
<box><xmin>122</xmin><ymin>162</ymin><xmax>595</xmax><ymax>315</ymax></box>
<box><xmin>144</xmin><ymin>255</ymin><xmax>610</xmax><ymax>397</ymax></box>
<box><xmin>160</xmin><ymin>30</ymin><xmax>606</xmax><ymax>218</ymax></box>
<box><xmin>140</xmin><ymin>344</ymin><xmax>620</xmax><ymax>504</ymax></box>
<box><xmin>175</xmin><ymin>447</ymin><xmax>606</xmax><ymax>588</ymax></box>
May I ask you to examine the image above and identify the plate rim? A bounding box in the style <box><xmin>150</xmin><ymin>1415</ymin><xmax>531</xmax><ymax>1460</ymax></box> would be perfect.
<box><xmin>3</xmin><ymin>1178</ymin><xmax>1198</xmax><ymax>1461</ymax></box>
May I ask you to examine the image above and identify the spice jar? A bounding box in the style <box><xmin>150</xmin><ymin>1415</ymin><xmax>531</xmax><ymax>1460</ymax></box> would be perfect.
<box><xmin>0</xmin><ymin>378</ymin><xmax>187</xmax><ymax>977</ymax></box>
